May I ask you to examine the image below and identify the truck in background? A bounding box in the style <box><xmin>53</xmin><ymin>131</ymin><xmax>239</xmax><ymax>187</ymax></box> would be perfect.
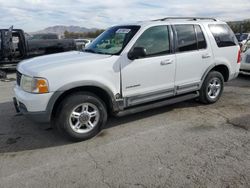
<box><xmin>0</xmin><ymin>27</ymin><xmax>77</xmax><ymax>78</ymax></box>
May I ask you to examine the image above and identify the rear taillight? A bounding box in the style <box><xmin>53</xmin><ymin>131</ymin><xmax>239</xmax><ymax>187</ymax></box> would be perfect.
<box><xmin>237</xmin><ymin>50</ymin><xmax>242</xmax><ymax>64</ymax></box>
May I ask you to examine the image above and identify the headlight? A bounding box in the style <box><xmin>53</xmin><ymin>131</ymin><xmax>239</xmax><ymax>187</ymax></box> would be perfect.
<box><xmin>20</xmin><ymin>75</ymin><xmax>49</xmax><ymax>94</ymax></box>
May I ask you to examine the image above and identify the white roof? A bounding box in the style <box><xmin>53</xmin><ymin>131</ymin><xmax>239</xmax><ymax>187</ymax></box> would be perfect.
<box><xmin>119</xmin><ymin>17</ymin><xmax>226</xmax><ymax>28</ymax></box>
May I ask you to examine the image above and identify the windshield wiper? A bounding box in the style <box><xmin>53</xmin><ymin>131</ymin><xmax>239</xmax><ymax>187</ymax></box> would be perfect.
<box><xmin>95</xmin><ymin>51</ymin><xmax>112</xmax><ymax>55</ymax></box>
<box><xmin>84</xmin><ymin>49</ymin><xmax>112</xmax><ymax>55</ymax></box>
<box><xmin>84</xmin><ymin>49</ymin><xmax>96</xmax><ymax>53</ymax></box>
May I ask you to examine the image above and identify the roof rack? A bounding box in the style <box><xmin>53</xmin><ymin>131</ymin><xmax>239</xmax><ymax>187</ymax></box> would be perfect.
<box><xmin>152</xmin><ymin>17</ymin><xmax>217</xmax><ymax>22</ymax></box>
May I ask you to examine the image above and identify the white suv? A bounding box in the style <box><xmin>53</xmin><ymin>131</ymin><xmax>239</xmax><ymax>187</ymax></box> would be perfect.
<box><xmin>13</xmin><ymin>17</ymin><xmax>241</xmax><ymax>141</ymax></box>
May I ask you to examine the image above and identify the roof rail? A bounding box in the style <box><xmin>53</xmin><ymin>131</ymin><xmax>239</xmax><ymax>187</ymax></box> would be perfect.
<box><xmin>152</xmin><ymin>17</ymin><xmax>217</xmax><ymax>22</ymax></box>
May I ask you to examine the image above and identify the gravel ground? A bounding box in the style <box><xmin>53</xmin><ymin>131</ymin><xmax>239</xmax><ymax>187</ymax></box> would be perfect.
<box><xmin>0</xmin><ymin>73</ymin><xmax>250</xmax><ymax>188</ymax></box>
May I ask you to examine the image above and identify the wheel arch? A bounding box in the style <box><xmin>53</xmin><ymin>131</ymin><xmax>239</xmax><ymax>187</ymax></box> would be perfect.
<box><xmin>47</xmin><ymin>82</ymin><xmax>120</xmax><ymax>121</ymax></box>
<box><xmin>201</xmin><ymin>64</ymin><xmax>230</xmax><ymax>85</ymax></box>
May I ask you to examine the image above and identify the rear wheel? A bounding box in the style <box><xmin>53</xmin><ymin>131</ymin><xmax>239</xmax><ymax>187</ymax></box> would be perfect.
<box><xmin>199</xmin><ymin>71</ymin><xmax>224</xmax><ymax>104</ymax></box>
<box><xmin>55</xmin><ymin>92</ymin><xmax>107</xmax><ymax>141</ymax></box>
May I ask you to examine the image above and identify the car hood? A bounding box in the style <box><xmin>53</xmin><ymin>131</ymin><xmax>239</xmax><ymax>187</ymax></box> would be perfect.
<box><xmin>18</xmin><ymin>51</ymin><xmax>112</xmax><ymax>76</ymax></box>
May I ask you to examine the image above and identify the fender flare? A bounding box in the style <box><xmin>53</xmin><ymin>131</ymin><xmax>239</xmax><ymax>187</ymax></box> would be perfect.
<box><xmin>45</xmin><ymin>81</ymin><xmax>120</xmax><ymax>121</ymax></box>
<box><xmin>200</xmin><ymin>63</ymin><xmax>230</xmax><ymax>87</ymax></box>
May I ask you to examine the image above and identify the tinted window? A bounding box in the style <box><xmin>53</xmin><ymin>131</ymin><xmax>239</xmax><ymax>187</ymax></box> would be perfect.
<box><xmin>175</xmin><ymin>25</ymin><xmax>197</xmax><ymax>52</ymax></box>
<box><xmin>209</xmin><ymin>24</ymin><xmax>237</xmax><ymax>47</ymax></box>
<box><xmin>133</xmin><ymin>26</ymin><xmax>170</xmax><ymax>57</ymax></box>
<box><xmin>195</xmin><ymin>25</ymin><xmax>207</xmax><ymax>49</ymax></box>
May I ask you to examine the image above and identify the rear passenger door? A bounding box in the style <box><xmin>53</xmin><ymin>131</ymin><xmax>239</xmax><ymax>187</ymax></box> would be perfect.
<box><xmin>174</xmin><ymin>24</ymin><xmax>213</xmax><ymax>95</ymax></box>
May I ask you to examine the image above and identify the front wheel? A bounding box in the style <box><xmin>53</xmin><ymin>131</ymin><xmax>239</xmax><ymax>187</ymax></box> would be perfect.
<box><xmin>199</xmin><ymin>71</ymin><xmax>224</xmax><ymax>104</ymax></box>
<box><xmin>55</xmin><ymin>92</ymin><xmax>108</xmax><ymax>141</ymax></box>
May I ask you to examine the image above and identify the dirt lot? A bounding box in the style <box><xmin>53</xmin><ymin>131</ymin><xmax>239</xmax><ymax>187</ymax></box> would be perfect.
<box><xmin>0</xmin><ymin>73</ymin><xmax>250</xmax><ymax>188</ymax></box>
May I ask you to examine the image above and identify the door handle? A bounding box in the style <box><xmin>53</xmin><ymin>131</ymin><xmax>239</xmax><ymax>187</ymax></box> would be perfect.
<box><xmin>160</xmin><ymin>59</ymin><xmax>173</xmax><ymax>66</ymax></box>
<box><xmin>202</xmin><ymin>53</ymin><xmax>211</xmax><ymax>59</ymax></box>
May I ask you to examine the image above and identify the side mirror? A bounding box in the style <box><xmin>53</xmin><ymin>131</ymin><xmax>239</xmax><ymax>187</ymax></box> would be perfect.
<box><xmin>128</xmin><ymin>47</ymin><xmax>147</xmax><ymax>60</ymax></box>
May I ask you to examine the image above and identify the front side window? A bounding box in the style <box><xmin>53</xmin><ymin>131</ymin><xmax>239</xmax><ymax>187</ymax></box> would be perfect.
<box><xmin>175</xmin><ymin>25</ymin><xmax>197</xmax><ymax>52</ymax></box>
<box><xmin>132</xmin><ymin>26</ymin><xmax>170</xmax><ymax>57</ymax></box>
<box><xmin>209</xmin><ymin>24</ymin><xmax>238</xmax><ymax>48</ymax></box>
<box><xmin>85</xmin><ymin>26</ymin><xmax>140</xmax><ymax>55</ymax></box>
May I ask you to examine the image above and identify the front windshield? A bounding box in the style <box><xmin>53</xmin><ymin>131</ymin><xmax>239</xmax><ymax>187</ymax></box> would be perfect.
<box><xmin>85</xmin><ymin>25</ymin><xmax>140</xmax><ymax>55</ymax></box>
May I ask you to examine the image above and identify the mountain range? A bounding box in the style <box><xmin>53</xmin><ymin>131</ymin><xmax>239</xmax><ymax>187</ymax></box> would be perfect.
<box><xmin>34</xmin><ymin>25</ymin><xmax>100</xmax><ymax>35</ymax></box>
<box><xmin>33</xmin><ymin>19</ymin><xmax>250</xmax><ymax>35</ymax></box>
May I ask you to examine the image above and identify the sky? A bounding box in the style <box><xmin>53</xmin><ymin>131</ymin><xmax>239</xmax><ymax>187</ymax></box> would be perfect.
<box><xmin>0</xmin><ymin>0</ymin><xmax>249</xmax><ymax>32</ymax></box>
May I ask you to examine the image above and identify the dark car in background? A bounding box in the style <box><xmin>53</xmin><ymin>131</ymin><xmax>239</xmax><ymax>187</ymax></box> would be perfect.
<box><xmin>235</xmin><ymin>33</ymin><xmax>250</xmax><ymax>43</ymax></box>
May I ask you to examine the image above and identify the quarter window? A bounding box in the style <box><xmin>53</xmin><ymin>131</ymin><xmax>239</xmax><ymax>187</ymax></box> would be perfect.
<box><xmin>133</xmin><ymin>26</ymin><xmax>170</xmax><ymax>57</ymax></box>
<box><xmin>209</xmin><ymin>24</ymin><xmax>238</xmax><ymax>48</ymax></box>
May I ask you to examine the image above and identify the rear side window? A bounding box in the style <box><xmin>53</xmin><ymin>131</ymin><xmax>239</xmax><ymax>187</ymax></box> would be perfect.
<box><xmin>175</xmin><ymin>25</ymin><xmax>197</xmax><ymax>52</ymax></box>
<box><xmin>133</xmin><ymin>26</ymin><xmax>170</xmax><ymax>57</ymax></box>
<box><xmin>195</xmin><ymin>25</ymin><xmax>207</xmax><ymax>49</ymax></box>
<box><xmin>209</xmin><ymin>24</ymin><xmax>238</xmax><ymax>48</ymax></box>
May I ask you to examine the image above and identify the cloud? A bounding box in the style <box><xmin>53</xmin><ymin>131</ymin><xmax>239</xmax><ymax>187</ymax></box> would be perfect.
<box><xmin>0</xmin><ymin>0</ymin><xmax>249</xmax><ymax>32</ymax></box>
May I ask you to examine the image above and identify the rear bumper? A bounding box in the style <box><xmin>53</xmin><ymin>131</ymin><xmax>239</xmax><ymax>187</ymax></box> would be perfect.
<box><xmin>229</xmin><ymin>71</ymin><xmax>239</xmax><ymax>80</ymax></box>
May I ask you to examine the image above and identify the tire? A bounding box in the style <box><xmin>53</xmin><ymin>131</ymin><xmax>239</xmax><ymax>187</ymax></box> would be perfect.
<box><xmin>55</xmin><ymin>92</ymin><xmax>108</xmax><ymax>141</ymax></box>
<box><xmin>199</xmin><ymin>71</ymin><xmax>224</xmax><ymax>104</ymax></box>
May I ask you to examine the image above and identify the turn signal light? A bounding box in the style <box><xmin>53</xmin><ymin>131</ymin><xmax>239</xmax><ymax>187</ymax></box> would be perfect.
<box><xmin>36</xmin><ymin>79</ymin><xmax>49</xmax><ymax>93</ymax></box>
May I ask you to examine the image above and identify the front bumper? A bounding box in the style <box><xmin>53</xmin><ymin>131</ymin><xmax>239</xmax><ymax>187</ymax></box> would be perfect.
<box><xmin>13</xmin><ymin>85</ymin><xmax>54</xmax><ymax>123</ymax></box>
<box><xmin>13</xmin><ymin>97</ymin><xmax>51</xmax><ymax>123</ymax></box>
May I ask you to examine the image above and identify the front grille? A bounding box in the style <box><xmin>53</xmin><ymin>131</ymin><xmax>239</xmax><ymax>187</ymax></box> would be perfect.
<box><xmin>16</xmin><ymin>71</ymin><xmax>22</xmax><ymax>86</ymax></box>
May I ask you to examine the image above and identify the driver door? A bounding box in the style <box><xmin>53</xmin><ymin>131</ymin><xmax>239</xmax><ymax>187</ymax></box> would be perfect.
<box><xmin>121</xmin><ymin>25</ymin><xmax>176</xmax><ymax>107</ymax></box>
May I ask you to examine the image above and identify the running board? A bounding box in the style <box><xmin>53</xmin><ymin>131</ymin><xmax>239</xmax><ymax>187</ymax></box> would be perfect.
<box><xmin>116</xmin><ymin>92</ymin><xmax>199</xmax><ymax>117</ymax></box>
